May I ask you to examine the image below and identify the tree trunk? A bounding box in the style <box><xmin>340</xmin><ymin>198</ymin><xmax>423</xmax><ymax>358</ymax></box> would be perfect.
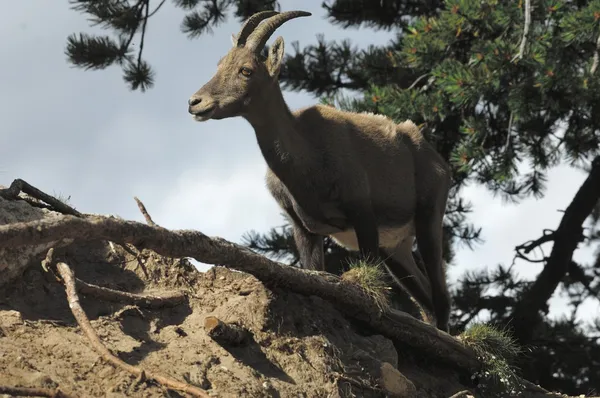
<box><xmin>510</xmin><ymin>156</ymin><xmax>600</xmax><ymax>344</ymax></box>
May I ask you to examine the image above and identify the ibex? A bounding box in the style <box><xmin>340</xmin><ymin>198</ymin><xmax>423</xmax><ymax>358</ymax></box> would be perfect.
<box><xmin>187</xmin><ymin>10</ymin><xmax>452</xmax><ymax>331</ymax></box>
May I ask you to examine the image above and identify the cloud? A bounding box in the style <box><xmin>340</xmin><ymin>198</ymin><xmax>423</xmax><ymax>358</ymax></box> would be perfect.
<box><xmin>154</xmin><ymin>158</ymin><xmax>285</xmax><ymax>270</ymax></box>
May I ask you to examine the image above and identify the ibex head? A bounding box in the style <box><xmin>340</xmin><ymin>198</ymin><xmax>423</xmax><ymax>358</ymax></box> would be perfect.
<box><xmin>188</xmin><ymin>10</ymin><xmax>311</xmax><ymax>122</ymax></box>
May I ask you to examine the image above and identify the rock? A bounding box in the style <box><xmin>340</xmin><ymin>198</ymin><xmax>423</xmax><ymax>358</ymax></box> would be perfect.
<box><xmin>379</xmin><ymin>361</ymin><xmax>417</xmax><ymax>398</ymax></box>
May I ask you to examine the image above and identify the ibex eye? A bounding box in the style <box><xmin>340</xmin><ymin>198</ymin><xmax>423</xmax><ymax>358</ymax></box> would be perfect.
<box><xmin>240</xmin><ymin>67</ymin><xmax>252</xmax><ymax>77</ymax></box>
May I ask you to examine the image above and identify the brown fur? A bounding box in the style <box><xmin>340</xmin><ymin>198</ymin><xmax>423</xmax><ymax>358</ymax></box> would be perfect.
<box><xmin>187</xmin><ymin>11</ymin><xmax>452</xmax><ymax>331</ymax></box>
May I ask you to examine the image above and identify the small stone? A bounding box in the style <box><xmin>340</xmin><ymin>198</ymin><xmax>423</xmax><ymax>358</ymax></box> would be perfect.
<box><xmin>0</xmin><ymin>310</ymin><xmax>23</xmax><ymax>329</ymax></box>
<box><xmin>379</xmin><ymin>362</ymin><xmax>416</xmax><ymax>398</ymax></box>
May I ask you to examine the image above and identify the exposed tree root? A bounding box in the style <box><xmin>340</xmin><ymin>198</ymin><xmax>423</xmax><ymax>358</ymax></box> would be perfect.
<box><xmin>0</xmin><ymin>213</ymin><xmax>480</xmax><ymax>372</ymax></box>
<box><xmin>0</xmin><ymin>178</ymin><xmax>81</xmax><ymax>217</ymax></box>
<box><xmin>55</xmin><ymin>261</ymin><xmax>210</xmax><ymax>398</ymax></box>
<box><xmin>0</xmin><ymin>179</ymin><xmax>568</xmax><ymax>397</ymax></box>
<box><xmin>74</xmin><ymin>277</ymin><xmax>186</xmax><ymax>308</ymax></box>
<box><xmin>0</xmin><ymin>385</ymin><xmax>75</xmax><ymax>397</ymax></box>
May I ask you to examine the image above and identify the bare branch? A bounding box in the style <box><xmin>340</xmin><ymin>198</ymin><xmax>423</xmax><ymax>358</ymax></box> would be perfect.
<box><xmin>0</xmin><ymin>214</ymin><xmax>480</xmax><ymax>372</ymax></box>
<box><xmin>515</xmin><ymin>229</ymin><xmax>555</xmax><ymax>256</ymax></box>
<box><xmin>147</xmin><ymin>0</ymin><xmax>167</xmax><ymax>18</ymax></box>
<box><xmin>512</xmin><ymin>0</ymin><xmax>531</xmax><ymax>62</ymax></box>
<box><xmin>134</xmin><ymin>196</ymin><xmax>158</xmax><ymax>227</ymax></box>
<box><xmin>406</xmin><ymin>73</ymin><xmax>429</xmax><ymax>90</ymax></box>
<box><xmin>137</xmin><ymin>1</ymin><xmax>150</xmax><ymax>67</ymax></box>
<box><xmin>75</xmin><ymin>277</ymin><xmax>186</xmax><ymax>308</ymax></box>
<box><xmin>55</xmin><ymin>261</ymin><xmax>210</xmax><ymax>398</ymax></box>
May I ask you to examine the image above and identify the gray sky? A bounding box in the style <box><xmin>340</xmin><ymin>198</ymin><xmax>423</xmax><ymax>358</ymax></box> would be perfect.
<box><xmin>1</xmin><ymin>1</ymin><xmax>597</xmax><ymax>322</ymax></box>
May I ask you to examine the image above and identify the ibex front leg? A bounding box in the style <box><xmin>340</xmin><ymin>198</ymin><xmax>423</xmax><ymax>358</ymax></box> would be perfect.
<box><xmin>282</xmin><ymin>205</ymin><xmax>325</xmax><ymax>271</ymax></box>
<box><xmin>343</xmin><ymin>201</ymin><xmax>380</xmax><ymax>263</ymax></box>
<box><xmin>292</xmin><ymin>221</ymin><xmax>325</xmax><ymax>271</ymax></box>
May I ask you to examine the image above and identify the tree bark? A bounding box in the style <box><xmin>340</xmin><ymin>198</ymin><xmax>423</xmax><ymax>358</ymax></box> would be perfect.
<box><xmin>510</xmin><ymin>156</ymin><xmax>600</xmax><ymax>344</ymax></box>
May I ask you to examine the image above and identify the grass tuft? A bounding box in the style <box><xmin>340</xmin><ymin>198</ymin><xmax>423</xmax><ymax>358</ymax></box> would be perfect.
<box><xmin>340</xmin><ymin>257</ymin><xmax>391</xmax><ymax>312</ymax></box>
<box><xmin>459</xmin><ymin>323</ymin><xmax>524</xmax><ymax>396</ymax></box>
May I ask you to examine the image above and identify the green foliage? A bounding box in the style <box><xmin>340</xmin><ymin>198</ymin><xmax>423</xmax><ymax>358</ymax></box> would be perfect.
<box><xmin>460</xmin><ymin>323</ymin><xmax>523</xmax><ymax>396</ymax></box>
<box><xmin>360</xmin><ymin>0</ymin><xmax>600</xmax><ymax>204</ymax></box>
<box><xmin>242</xmin><ymin>223</ymin><xmax>298</xmax><ymax>264</ymax></box>
<box><xmin>66</xmin><ymin>0</ymin><xmax>156</xmax><ymax>90</ymax></box>
<box><xmin>461</xmin><ymin>323</ymin><xmax>521</xmax><ymax>363</ymax></box>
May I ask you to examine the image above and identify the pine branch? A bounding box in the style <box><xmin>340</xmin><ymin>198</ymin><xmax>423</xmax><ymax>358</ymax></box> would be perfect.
<box><xmin>148</xmin><ymin>0</ymin><xmax>167</xmax><ymax>17</ymax></box>
<box><xmin>514</xmin><ymin>229</ymin><xmax>556</xmax><ymax>263</ymax></box>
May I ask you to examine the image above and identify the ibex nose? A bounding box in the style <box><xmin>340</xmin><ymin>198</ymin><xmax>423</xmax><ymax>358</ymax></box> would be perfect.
<box><xmin>188</xmin><ymin>96</ymin><xmax>202</xmax><ymax>114</ymax></box>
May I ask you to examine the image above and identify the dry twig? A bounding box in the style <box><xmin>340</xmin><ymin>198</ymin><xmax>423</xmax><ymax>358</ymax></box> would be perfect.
<box><xmin>55</xmin><ymin>261</ymin><xmax>209</xmax><ymax>398</ymax></box>
<box><xmin>40</xmin><ymin>247</ymin><xmax>60</xmax><ymax>282</ymax></box>
<box><xmin>74</xmin><ymin>277</ymin><xmax>186</xmax><ymax>308</ymax></box>
<box><xmin>0</xmin><ymin>214</ymin><xmax>480</xmax><ymax>372</ymax></box>
<box><xmin>0</xmin><ymin>385</ymin><xmax>75</xmax><ymax>397</ymax></box>
<box><xmin>134</xmin><ymin>196</ymin><xmax>158</xmax><ymax>227</ymax></box>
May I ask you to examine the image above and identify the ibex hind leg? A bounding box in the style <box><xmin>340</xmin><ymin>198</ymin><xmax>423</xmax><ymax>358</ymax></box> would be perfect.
<box><xmin>386</xmin><ymin>281</ymin><xmax>430</xmax><ymax>323</ymax></box>
<box><xmin>414</xmin><ymin>208</ymin><xmax>451</xmax><ymax>332</ymax></box>
<box><xmin>380</xmin><ymin>239</ymin><xmax>436</xmax><ymax>325</ymax></box>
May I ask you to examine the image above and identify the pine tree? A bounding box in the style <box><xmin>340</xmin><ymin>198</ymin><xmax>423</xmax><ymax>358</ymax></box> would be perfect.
<box><xmin>66</xmin><ymin>0</ymin><xmax>600</xmax><ymax>394</ymax></box>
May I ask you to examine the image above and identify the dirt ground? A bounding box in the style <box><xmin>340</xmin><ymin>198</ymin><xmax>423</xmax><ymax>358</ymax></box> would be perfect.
<box><xmin>0</xmin><ymin>238</ymin><xmax>479</xmax><ymax>398</ymax></box>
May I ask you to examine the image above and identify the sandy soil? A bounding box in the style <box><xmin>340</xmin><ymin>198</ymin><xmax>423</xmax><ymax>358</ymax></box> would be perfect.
<box><xmin>0</xmin><ymin>239</ymin><xmax>474</xmax><ymax>397</ymax></box>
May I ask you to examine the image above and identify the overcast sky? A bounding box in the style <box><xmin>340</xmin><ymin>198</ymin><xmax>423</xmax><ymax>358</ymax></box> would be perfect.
<box><xmin>1</xmin><ymin>1</ymin><xmax>597</xmax><ymax>323</ymax></box>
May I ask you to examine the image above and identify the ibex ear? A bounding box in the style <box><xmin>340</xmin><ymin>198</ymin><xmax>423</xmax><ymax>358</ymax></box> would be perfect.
<box><xmin>230</xmin><ymin>33</ymin><xmax>237</xmax><ymax>47</ymax></box>
<box><xmin>266</xmin><ymin>36</ymin><xmax>285</xmax><ymax>78</ymax></box>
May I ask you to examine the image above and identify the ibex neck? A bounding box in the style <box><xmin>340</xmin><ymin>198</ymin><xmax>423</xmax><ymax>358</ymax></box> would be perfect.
<box><xmin>244</xmin><ymin>85</ymin><xmax>311</xmax><ymax>171</ymax></box>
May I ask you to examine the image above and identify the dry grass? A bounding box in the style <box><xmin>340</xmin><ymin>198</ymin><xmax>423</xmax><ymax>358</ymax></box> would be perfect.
<box><xmin>340</xmin><ymin>257</ymin><xmax>392</xmax><ymax>312</ymax></box>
